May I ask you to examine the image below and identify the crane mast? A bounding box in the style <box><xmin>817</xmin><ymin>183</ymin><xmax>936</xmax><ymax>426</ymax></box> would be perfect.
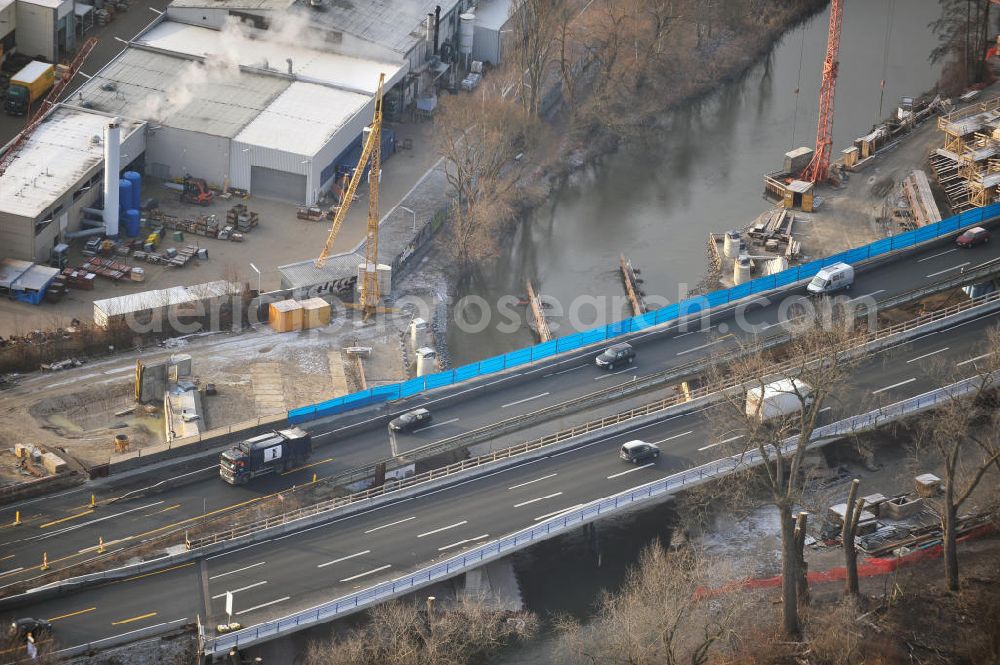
<box><xmin>314</xmin><ymin>73</ymin><xmax>385</xmax><ymax>320</ymax></box>
<box><xmin>801</xmin><ymin>0</ymin><xmax>843</xmax><ymax>184</ymax></box>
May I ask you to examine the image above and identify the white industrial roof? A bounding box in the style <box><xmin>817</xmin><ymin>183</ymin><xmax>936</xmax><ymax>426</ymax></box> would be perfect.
<box><xmin>169</xmin><ymin>0</ymin><xmax>293</xmax><ymax>8</ymax></box>
<box><xmin>0</xmin><ymin>0</ymin><xmax>14</xmax><ymax>12</ymax></box>
<box><xmin>73</xmin><ymin>47</ymin><xmax>289</xmax><ymax>138</ymax></box>
<box><xmin>235</xmin><ymin>82</ymin><xmax>369</xmax><ymax>155</ymax></box>
<box><xmin>94</xmin><ymin>280</ymin><xmax>243</xmax><ymax>317</ymax></box>
<box><xmin>19</xmin><ymin>0</ymin><xmax>65</xmax><ymax>8</ymax></box>
<box><xmin>303</xmin><ymin>0</ymin><xmax>461</xmax><ymax>54</ymax></box>
<box><xmin>0</xmin><ymin>108</ymin><xmax>142</xmax><ymax>219</ymax></box>
<box><xmin>138</xmin><ymin>21</ymin><xmax>404</xmax><ymax>95</ymax></box>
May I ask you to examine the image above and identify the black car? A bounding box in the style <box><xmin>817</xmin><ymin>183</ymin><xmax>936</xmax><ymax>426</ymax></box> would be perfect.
<box><xmin>389</xmin><ymin>408</ymin><xmax>432</xmax><ymax>432</ymax></box>
<box><xmin>10</xmin><ymin>618</ymin><xmax>52</xmax><ymax>643</ymax></box>
<box><xmin>620</xmin><ymin>440</ymin><xmax>660</xmax><ymax>464</ymax></box>
<box><xmin>595</xmin><ymin>343</ymin><xmax>635</xmax><ymax>370</ymax></box>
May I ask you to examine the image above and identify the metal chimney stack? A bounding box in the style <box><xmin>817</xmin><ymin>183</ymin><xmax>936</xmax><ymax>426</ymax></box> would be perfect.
<box><xmin>103</xmin><ymin>119</ymin><xmax>121</xmax><ymax>237</ymax></box>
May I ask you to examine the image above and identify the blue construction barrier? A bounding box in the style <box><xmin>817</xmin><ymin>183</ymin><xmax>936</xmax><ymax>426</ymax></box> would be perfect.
<box><xmin>287</xmin><ymin>202</ymin><xmax>1000</xmax><ymax>425</ymax></box>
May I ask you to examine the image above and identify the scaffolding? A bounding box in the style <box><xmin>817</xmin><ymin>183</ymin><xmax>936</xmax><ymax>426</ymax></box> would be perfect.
<box><xmin>929</xmin><ymin>96</ymin><xmax>1000</xmax><ymax>213</ymax></box>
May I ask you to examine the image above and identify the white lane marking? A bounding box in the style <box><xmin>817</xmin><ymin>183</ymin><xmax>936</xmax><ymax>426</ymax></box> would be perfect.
<box><xmin>1</xmin><ymin>567</ymin><xmax>23</xmax><ymax>575</ymax></box>
<box><xmin>417</xmin><ymin>520</ymin><xmax>468</xmax><ymax>538</ymax></box>
<box><xmin>413</xmin><ymin>417</ymin><xmax>459</xmax><ymax>433</ymax></box>
<box><xmin>513</xmin><ymin>492</ymin><xmax>563</xmax><ymax>508</ymax></box>
<box><xmin>317</xmin><ymin>550</ymin><xmax>371</xmax><ymax>568</ymax></box>
<box><xmin>594</xmin><ymin>366</ymin><xmax>639</xmax><ymax>380</ymax></box>
<box><xmin>207</xmin><ymin>542</ymin><xmax>271</xmax><ymax>560</ymax></box>
<box><xmin>508</xmin><ymin>473</ymin><xmax>557</xmax><ymax>490</ymax></box>
<box><xmin>907</xmin><ymin>347</ymin><xmax>950</xmax><ymax>363</ymax></box>
<box><xmin>819</xmin><ymin>407</ymin><xmax>832</xmax><ymax>413</ymax></box>
<box><xmin>549</xmin><ymin>404</ymin><xmax>717</xmax><ymax>458</ymax></box>
<box><xmin>30</xmin><ymin>501</ymin><xmax>164</xmax><ymax>541</ymax></box>
<box><xmin>501</xmin><ymin>392</ymin><xmax>550</xmax><ymax>409</ymax></box>
<box><xmin>872</xmin><ymin>377</ymin><xmax>917</xmax><ymax>395</ymax></box>
<box><xmin>340</xmin><ymin>565</ymin><xmax>392</xmax><ymax>583</ymax></box>
<box><xmin>235</xmin><ymin>596</ymin><xmax>291</xmax><ymax>616</ymax></box>
<box><xmin>957</xmin><ymin>352</ymin><xmax>993</xmax><ymax>367</ymax></box>
<box><xmin>438</xmin><ymin>534</ymin><xmax>490</xmax><ymax>551</ymax></box>
<box><xmin>917</xmin><ymin>248</ymin><xmax>958</xmax><ymax>262</ymax></box>
<box><xmin>209</xmin><ymin>561</ymin><xmax>266</xmax><ymax>580</ymax></box>
<box><xmin>543</xmin><ymin>365</ymin><xmax>587</xmax><ymax>378</ymax></box>
<box><xmin>607</xmin><ymin>463</ymin><xmax>655</xmax><ymax>479</ymax></box>
<box><xmin>699</xmin><ymin>434</ymin><xmax>744</xmax><ymax>452</ymax></box>
<box><xmin>102</xmin><ymin>365</ymin><xmax>134</xmax><ymax>375</ymax></box>
<box><xmin>675</xmin><ymin>330</ymin><xmax>698</xmax><ymax>338</ymax></box>
<box><xmin>652</xmin><ymin>431</ymin><xmax>693</xmax><ymax>444</ymax></box>
<box><xmin>848</xmin><ymin>289</ymin><xmax>885</xmax><ymax>303</ymax></box>
<box><xmin>364</xmin><ymin>516</ymin><xmax>416</xmax><ymax>534</ymax></box>
<box><xmin>534</xmin><ymin>504</ymin><xmax>583</xmax><ymax>521</ymax></box>
<box><xmin>212</xmin><ymin>581</ymin><xmax>267</xmax><ymax>599</ymax></box>
<box><xmin>677</xmin><ymin>339</ymin><xmax>726</xmax><ymax>356</ymax></box>
<box><xmin>926</xmin><ymin>262</ymin><xmax>970</xmax><ymax>278</ymax></box>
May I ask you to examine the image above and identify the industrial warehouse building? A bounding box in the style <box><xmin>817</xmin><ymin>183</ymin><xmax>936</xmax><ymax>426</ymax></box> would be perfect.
<box><xmin>0</xmin><ymin>0</ymin><xmax>81</xmax><ymax>66</ymax></box>
<box><xmin>0</xmin><ymin>108</ymin><xmax>143</xmax><ymax>262</ymax></box>
<box><xmin>0</xmin><ymin>0</ymin><xmax>497</xmax><ymax>263</ymax></box>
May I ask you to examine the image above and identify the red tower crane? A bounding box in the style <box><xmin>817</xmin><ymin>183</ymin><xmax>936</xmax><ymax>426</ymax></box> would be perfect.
<box><xmin>801</xmin><ymin>0</ymin><xmax>844</xmax><ymax>184</ymax></box>
<box><xmin>0</xmin><ymin>37</ymin><xmax>99</xmax><ymax>178</ymax></box>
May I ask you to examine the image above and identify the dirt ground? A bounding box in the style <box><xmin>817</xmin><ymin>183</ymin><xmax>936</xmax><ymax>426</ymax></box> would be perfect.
<box><xmin>0</xmin><ymin>118</ymin><xmax>440</xmax><ymax>338</ymax></box>
<box><xmin>0</xmin><ymin>310</ymin><xmax>411</xmax><ymax>473</ymax></box>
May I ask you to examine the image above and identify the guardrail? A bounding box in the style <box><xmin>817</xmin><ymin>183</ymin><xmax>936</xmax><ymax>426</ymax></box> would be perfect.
<box><xmin>205</xmin><ymin>374</ymin><xmax>986</xmax><ymax>655</ymax></box>
<box><xmin>289</xmin><ymin>202</ymin><xmax>1000</xmax><ymax>424</ymax></box>
<box><xmin>189</xmin><ymin>288</ymin><xmax>1000</xmax><ymax>550</ymax></box>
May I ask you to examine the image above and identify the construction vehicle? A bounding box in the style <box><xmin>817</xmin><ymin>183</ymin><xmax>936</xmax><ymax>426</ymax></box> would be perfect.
<box><xmin>315</xmin><ymin>73</ymin><xmax>386</xmax><ymax>319</ymax></box>
<box><xmin>219</xmin><ymin>427</ymin><xmax>311</xmax><ymax>485</ymax></box>
<box><xmin>4</xmin><ymin>61</ymin><xmax>55</xmax><ymax>116</ymax></box>
<box><xmin>181</xmin><ymin>174</ymin><xmax>214</xmax><ymax>206</ymax></box>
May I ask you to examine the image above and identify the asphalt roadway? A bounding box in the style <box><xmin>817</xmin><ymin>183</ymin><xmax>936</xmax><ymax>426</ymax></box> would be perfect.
<box><xmin>6</xmin><ymin>302</ymin><xmax>1000</xmax><ymax>657</ymax></box>
<box><xmin>1</xmin><ymin>230</ymin><xmax>999</xmax><ymax>592</ymax></box>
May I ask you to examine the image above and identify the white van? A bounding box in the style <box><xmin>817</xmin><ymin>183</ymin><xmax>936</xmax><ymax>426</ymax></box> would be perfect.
<box><xmin>807</xmin><ymin>262</ymin><xmax>854</xmax><ymax>295</ymax></box>
<box><xmin>745</xmin><ymin>378</ymin><xmax>814</xmax><ymax>422</ymax></box>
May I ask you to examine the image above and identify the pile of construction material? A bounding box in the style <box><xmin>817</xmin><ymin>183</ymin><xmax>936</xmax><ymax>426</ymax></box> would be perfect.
<box><xmin>747</xmin><ymin>208</ymin><xmax>800</xmax><ymax>260</ymax></box>
<box><xmin>269</xmin><ymin>297</ymin><xmax>331</xmax><ymax>333</ymax></box>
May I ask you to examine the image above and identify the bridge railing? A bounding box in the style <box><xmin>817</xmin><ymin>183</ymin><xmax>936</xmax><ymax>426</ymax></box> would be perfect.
<box><xmin>206</xmin><ymin>373</ymin><xmax>988</xmax><ymax>654</ymax></box>
<box><xmin>190</xmin><ymin>287</ymin><xmax>1000</xmax><ymax>550</ymax></box>
<box><xmin>288</xmin><ymin>203</ymin><xmax>1000</xmax><ymax>424</ymax></box>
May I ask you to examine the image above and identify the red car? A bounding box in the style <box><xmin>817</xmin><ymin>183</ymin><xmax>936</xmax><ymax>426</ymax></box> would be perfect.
<box><xmin>956</xmin><ymin>227</ymin><xmax>991</xmax><ymax>248</ymax></box>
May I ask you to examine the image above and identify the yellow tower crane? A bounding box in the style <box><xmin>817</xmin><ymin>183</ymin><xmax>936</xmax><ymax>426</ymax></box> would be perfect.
<box><xmin>315</xmin><ymin>73</ymin><xmax>386</xmax><ymax>319</ymax></box>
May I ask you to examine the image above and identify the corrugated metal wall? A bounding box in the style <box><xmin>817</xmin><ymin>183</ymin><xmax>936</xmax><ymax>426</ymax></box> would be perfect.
<box><xmin>14</xmin><ymin>2</ymin><xmax>56</xmax><ymax>61</ymax></box>
<box><xmin>231</xmin><ymin>97</ymin><xmax>373</xmax><ymax>204</ymax></box>
<box><xmin>146</xmin><ymin>126</ymin><xmax>230</xmax><ymax>190</ymax></box>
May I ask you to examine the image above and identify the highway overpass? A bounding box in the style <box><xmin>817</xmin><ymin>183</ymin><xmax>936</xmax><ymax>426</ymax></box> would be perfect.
<box><xmin>9</xmin><ymin>303</ymin><xmax>1000</xmax><ymax>659</ymax></box>
<box><xmin>2</xmin><ymin>224</ymin><xmax>1000</xmax><ymax>594</ymax></box>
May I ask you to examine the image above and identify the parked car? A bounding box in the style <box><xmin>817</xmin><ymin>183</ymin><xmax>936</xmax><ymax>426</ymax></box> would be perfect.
<box><xmin>619</xmin><ymin>440</ymin><xmax>660</xmax><ymax>464</ymax></box>
<box><xmin>595</xmin><ymin>342</ymin><xmax>635</xmax><ymax>370</ymax></box>
<box><xmin>956</xmin><ymin>226</ymin><xmax>991</xmax><ymax>248</ymax></box>
<box><xmin>9</xmin><ymin>618</ymin><xmax>51</xmax><ymax>643</ymax></box>
<box><xmin>389</xmin><ymin>408</ymin><xmax>432</xmax><ymax>432</ymax></box>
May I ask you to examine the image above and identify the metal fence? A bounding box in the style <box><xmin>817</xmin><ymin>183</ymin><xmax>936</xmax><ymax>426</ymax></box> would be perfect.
<box><xmin>207</xmin><ymin>374</ymin><xmax>985</xmax><ymax>655</ymax></box>
<box><xmin>289</xmin><ymin>203</ymin><xmax>1000</xmax><ymax>424</ymax></box>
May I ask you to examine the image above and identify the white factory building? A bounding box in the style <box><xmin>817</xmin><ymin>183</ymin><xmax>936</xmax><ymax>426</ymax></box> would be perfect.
<box><xmin>0</xmin><ymin>0</ymin><xmax>493</xmax><ymax>263</ymax></box>
<box><xmin>0</xmin><ymin>108</ymin><xmax>144</xmax><ymax>263</ymax></box>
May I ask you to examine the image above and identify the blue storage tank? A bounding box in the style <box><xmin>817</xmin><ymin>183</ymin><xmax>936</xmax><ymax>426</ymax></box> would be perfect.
<box><xmin>124</xmin><ymin>171</ymin><xmax>141</xmax><ymax>211</ymax></box>
<box><xmin>125</xmin><ymin>209</ymin><xmax>141</xmax><ymax>238</ymax></box>
<box><xmin>118</xmin><ymin>179</ymin><xmax>132</xmax><ymax>216</ymax></box>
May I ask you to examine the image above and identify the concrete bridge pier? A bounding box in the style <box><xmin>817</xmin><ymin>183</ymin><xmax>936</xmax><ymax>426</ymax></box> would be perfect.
<box><xmin>585</xmin><ymin>522</ymin><xmax>602</xmax><ymax>568</ymax></box>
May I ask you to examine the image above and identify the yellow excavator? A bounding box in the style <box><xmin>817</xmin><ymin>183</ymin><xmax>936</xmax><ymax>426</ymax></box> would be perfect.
<box><xmin>315</xmin><ymin>73</ymin><xmax>386</xmax><ymax>320</ymax></box>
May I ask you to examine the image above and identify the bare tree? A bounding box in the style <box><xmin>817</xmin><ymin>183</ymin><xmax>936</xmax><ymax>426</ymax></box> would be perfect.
<box><xmin>930</xmin><ymin>0</ymin><xmax>994</xmax><ymax>89</ymax></box>
<box><xmin>435</xmin><ymin>82</ymin><xmax>538</xmax><ymax>275</ymax></box>
<box><xmin>507</xmin><ymin>0</ymin><xmax>566</xmax><ymax>115</ymax></box>
<box><xmin>916</xmin><ymin>326</ymin><xmax>1000</xmax><ymax>592</ymax></box>
<box><xmin>305</xmin><ymin>597</ymin><xmax>536</xmax><ymax>665</ymax></box>
<box><xmin>708</xmin><ymin>304</ymin><xmax>866</xmax><ymax>637</ymax></box>
<box><xmin>555</xmin><ymin>541</ymin><xmax>749</xmax><ymax>665</ymax></box>
<box><xmin>841</xmin><ymin>477</ymin><xmax>866</xmax><ymax>598</ymax></box>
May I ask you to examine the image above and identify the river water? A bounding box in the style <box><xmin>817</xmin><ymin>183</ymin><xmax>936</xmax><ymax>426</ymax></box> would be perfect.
<box><xmin>448</xmin><ymin>0</ymin><xmax>945</xmax><ymax>366</ymax></box>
